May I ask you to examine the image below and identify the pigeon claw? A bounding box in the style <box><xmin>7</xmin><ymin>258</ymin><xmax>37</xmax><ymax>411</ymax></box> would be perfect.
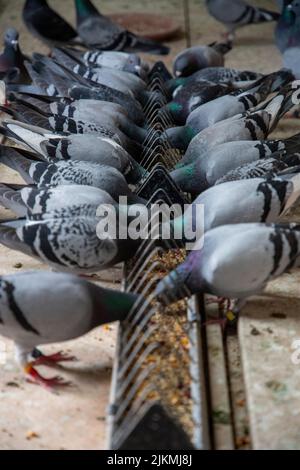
<box><xmin>32</xmin><ymin>350</ymin><xmax>77</xmax><ymax>366</ymax></box>
<box><xmin>24</xmin><ymin>364</ymin><xmax>72</xmax><ymax>390</ymax></box>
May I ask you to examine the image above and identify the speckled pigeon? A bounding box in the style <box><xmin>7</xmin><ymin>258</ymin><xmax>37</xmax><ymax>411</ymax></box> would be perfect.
<box><xmin>0</xmin><ymin>144</ymin><xmax>146</xmax><ymax>187</ymax></box>
<box><xmin>0</xmin><ymin>201</ymin><xmax>140</xmax><ymax>273</ymax></box>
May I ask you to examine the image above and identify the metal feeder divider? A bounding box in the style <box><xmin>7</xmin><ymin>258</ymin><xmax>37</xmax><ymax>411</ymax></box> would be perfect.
<box><xmin>107</xmin><ymin>63</ymin><xmax>212</xmax><ymax>450</ymax></box>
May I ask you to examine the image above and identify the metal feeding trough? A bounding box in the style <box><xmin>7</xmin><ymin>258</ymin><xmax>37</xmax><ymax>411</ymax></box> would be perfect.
<box><xmin>108</xmin><ymin>63</ymin><xmax>212</xmax><ymax>450</ymax></box>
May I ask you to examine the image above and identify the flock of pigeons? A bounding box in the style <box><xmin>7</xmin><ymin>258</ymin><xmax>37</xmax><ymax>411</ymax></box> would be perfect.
<box><xmin>0</xmin><ymin>0</ymin><xmax>298</xmax><ymax>389</ymax></box>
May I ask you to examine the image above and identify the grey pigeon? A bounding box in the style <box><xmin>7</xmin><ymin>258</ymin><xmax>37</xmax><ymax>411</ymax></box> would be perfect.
<box><xmin>1</xmin><ymin>98</ymin><xmax>148</xmax><ymax>145</ymax></box>
<box><xmin>0</xmin><ymin>203</ymin><xmax>140</xmax><ymax>273</ymax></box>
<box><xmin>165</xmin><ymin>67</ymin><xmax>263</xmax><ymax>95</ymax></box>
<box><xmin>0</xmin><ymin>119</ymin><xmax>144</xmax><ymax>161</ymax></box>
<box><xmin>206</xmin><ymin>0</ymin><xmax>280</xmax><ymax>39</ymax></box>
<box><xmin>0</xmin><ymin>125</ymin><xmax>145</xmax><ymax>183</ymax></box>
<box><xmin>173</xmin><ymin>41</ymin><xmax>232</xmax><ymax>77</ymax></box>
<box><xmin>33</xmin><ymin>52</ymin><xmax>149</xmax><ymax>99</ymax></box>
<box><xmin>176</xmin><ymin>172</ymin><xmax>300</xmax><ymax>234</ymax></box>
<box><xmin>69</xmin><ymin>62</ymin><xmax>148</xmax><ymax>97</ymax></box>
<box><xmin>0</xmin><ymin>270</ymin><xmax>138</xmax><ymax>388</ymax></box>
<box><xmin>0</xmin><ymin>144</ymin><xmax>146</xmax><ymax>188</ymax></box>
<box><xmin>164</xmin><ymin>70</ymin><xmax>293</xmax><ymax>150</ymax></box>
<box><xmin>9</xmin><ymin>91</ymin><xmax>145</xmax><ymax>127</ymax></box>
<box><xmin>23</xmin><ymin>0</ymin><xmax>81</xmax><ymax>47</ymax></box>
<box><xmin>155</xmin><ymin>223</ymin><xmax>300</xmax><ymax>305</ymax></box>
<box><xmin>0</xmin><ymin>184</ymin><xmax>116</xmax><ymax>217</ymax></box>
<box><xmin>0</xmin><ymin>159</ymin><xmax>144</xmax><ymax>209</ymax></box>
<box><xmin>74</xmin><ymin>0</ymin><xmax>169</xmax><ymax>55</ymax></box>
<box><xmin>54</xmin><ymin>47</ymin><xmax>149</xmax><ymax>78</ymax></box>
<box><xmin>68</xmin><ymin>84</ymin><xmax>145</xmax><ymax>125</ymax></box>
<box><xmin>162</xmin><ymin>80</ymin><xmax>234</xmax><ymax>125</ymax></box>
<box><xmin>171</xmin><ymin>133</ymin><xmax>300</xmax><ymax>194</ymax></box>
<box><xmin>49</xmin><ymin>99</ymin><xmax>138</xmax><ymax>126</ymax></box>
<box><xmin>24</xmin><ymin>54</ymin><xmax>156</xmax><ymax>109</ymax></box>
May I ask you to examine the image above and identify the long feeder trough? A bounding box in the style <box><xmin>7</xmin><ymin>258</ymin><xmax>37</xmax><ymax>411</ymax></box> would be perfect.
<box><xmin>107</xmin><ymin>63</ymin><xmax>212</xmax><ymax>450</ymax></box>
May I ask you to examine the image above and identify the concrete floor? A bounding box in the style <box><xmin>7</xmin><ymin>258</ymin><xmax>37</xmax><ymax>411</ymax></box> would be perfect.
<box><xmin>1</xmin><ymin>0</ymin><xmax>300</xmax><ymax>451</ymax></box>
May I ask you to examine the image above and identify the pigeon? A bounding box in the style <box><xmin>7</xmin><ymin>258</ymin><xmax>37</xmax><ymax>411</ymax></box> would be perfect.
<box><xmin>173</xmin><ymin>41</ymin><xmax>232</xmax><ymax>77</ymax></box>
<box><xmin>161</xmin><ymin>80</ymin><xmax>234</xmax><ymax>125</ymax></box>
<box><xmin>0</xmin><ymin>124</ymin><xmax>145</xmax><ymax>183</ymax></box>
<box><xmin>0</xmin><ymin>180</ymin><xmax>147</xmax><ymax>218</ymax></box>
<box><xmin>9</xmin><ymin>83</ymin><xmax>146</xmax><ymax>127</ymax></box>
<box><xmin>0</xmin><ymin>158</ymin><xmax>144</xmax><ymax>210</ymax></box>
<box><xmin>55</xmin><ymin>46</ymin><xmax>150</xmax><ymax>78</ymax></box>
<box><xmin>175</xmin><ymin>83</ymin><xmax>299</xmax><ymax>166</ymax></box>
<box><xmin>164</xmin><ymin>70</ymin><xmax>293</xmax><ymax>150</ymax></box>
<box><xmin>215</xmin><ymin>154</ymin><xmax>300</xmax><ymax>185</ymax></box>
<box><xmin>215</xmin><ymin>156</ymin><xmax>300</xmax><ymax>184</ymax></box>
<box><xmin>172</xmin><ymin>172</ymin><xmax>300</xmax><ymax>235</ymax></box>
<box><xmin>69</xmin><ymin>85</ymin><xmax>145</xmax><ymax>125</ymax></box>
<box><xmin>275</xmin><ymin>0</ymin><xmax>297</xmax><ymax>52</ymax></box>
<box><xmin>171</xmin><ymin>133</ymin><xmax>300</xmax><ymax>194</ymax></box>
<box><xmin>23</xmin><ymin>0</ymin><xmax>81</xmax><ymax>47</ymax></box>
<box><xmin>206</xmin><ymin>0</ymin><xmax>280</xmax><ymax>40</ymax></box>
<box><xmin>0</xmin><ymin>28</ymin><xmax>30</xmax><ymax>84</ymax></box>
<box><xmin>165</xmin><ymin>67</ymin><xmax>263</xmax><ymax>95</ymax></box>
<box><xmin>24</xmin><ymin>55</ymin><xmax>156</xmax><ymax>108</ymax></box>
<box><xmin>0</xmin><ymin>203</ymin><xmax>140</xmax><ymax>273</ymax></box>
<box><xmin>0</xmin><ymin>183</ymin><xmax>117</xmax><ymax>217</ymax></box>
<box><xmin>0</xmin><ymin>270</ymin><xmax>138</xmax><ymax>388</ymax></box>
<box><xmin>0</xmin><ymin>118</ymin><xmax>144</xmax><ymax>161</ymax></box>
<box><xmin>1</xmin><ymin>98</ymin><xmax>148</xmax><ymax>145</ymax></box>
<box><xmin>74</xmin><ymin>0</ymin><xmax>169</xmax><ymax>55</ymax></box>
<box><xmin>155</xmin><ymin>223</ymin><xmax>300</xmax><ymax>305</ymax></box>
<box><xmin>0</xmin><ymin>143</ymin><xmax>147</xmax><ymax>187</ymax></box>
<box><xmin>49</xmin><ymin>98</ymin><xmax>142</xmax><ymax>128</ymax></box>
<box><xmin>33</xmin><ymin>52</ymin><xmax>149</xmax><ymax>100</ymax></box>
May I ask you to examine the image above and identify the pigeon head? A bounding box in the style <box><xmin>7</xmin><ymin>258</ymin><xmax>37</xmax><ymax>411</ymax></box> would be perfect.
<box><xmin>165</xmin><ymin>77</ymin><xmax>187</xmax><ymax>96</ymax></box>
<box><xmin>289</xmin><ymin>0</ymin><xmax>300</xmax><ymax>16</ymax></box>
<box><xmin>163</xmin><ymin>125</ymin><xmax>196</xmax><ymax>151</ymax></box>
<box><xmin>170</xmin><ymin>161</ymin><xmax>207</xmax><ymax>194</ymax></box>
<box><xmin>155</xmin><ymin>250</ymin><xmax>204</xmax><ymax>305</ymax></box>
<box><xmin>162</xmin><ymin>101</ymin><xmax>183</xmax><ymax>122</ymax></box>
<box><xmin>75</xmin><ymin>0</ymin><xmax>101</xmax><ymax>20</ymax></box>
<box><xmin>173</xmin><ymin>52</ymin><xmax>199</xmax><ymax>78</ymax></box>
<box><xmin>4</xmin><ymin>28</ymin><xmax>19</xmax><ymax>49</ymax></box>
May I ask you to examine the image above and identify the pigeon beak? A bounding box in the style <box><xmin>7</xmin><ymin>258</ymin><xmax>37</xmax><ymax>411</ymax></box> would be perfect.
<box><xmin>175</xmin><ymin>70</ymin><xmax>182</xmax><ymax>77</ymax></box>
<box><xmin>10</xmin><ymin>39</ymin><xmax>18</xmax><ymax>50</ymax></box>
